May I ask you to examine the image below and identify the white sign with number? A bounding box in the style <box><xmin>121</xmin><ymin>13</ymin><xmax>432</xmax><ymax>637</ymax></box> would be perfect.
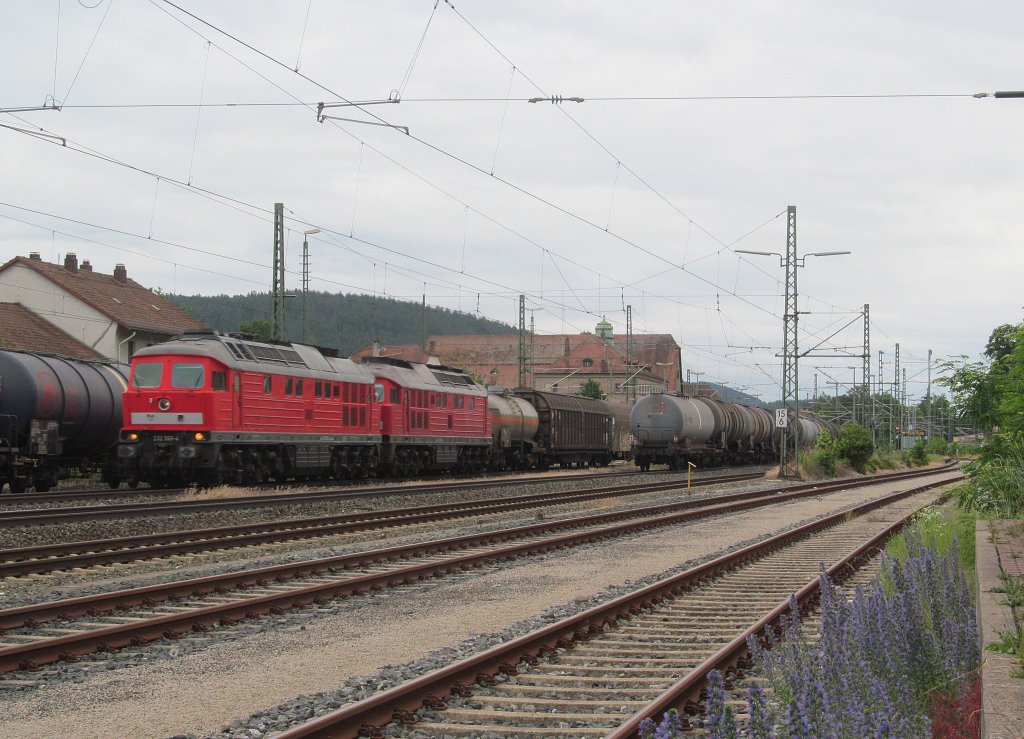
<box><xmin>775</xmin><ymin>409</ymin><xmax>789</xmax><ymax>428</ymax></box>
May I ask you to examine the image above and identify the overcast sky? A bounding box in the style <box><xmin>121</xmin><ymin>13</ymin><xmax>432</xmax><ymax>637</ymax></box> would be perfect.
<box><xmin>3</xmin><ymin>1</ymin><xmax>1022</xmax><ymax>402</ymax></box>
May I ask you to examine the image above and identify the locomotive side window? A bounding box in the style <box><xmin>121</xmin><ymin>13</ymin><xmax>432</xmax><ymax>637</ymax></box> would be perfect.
<box><xmin>132</xmin><ymin>362</ymin><xmax>163</xmax><ymax>388</ymax></box>
<box><xmin>171</xmin><ymin>363</ymin><xmax>205</xmax><ymax>389</ymax></box>
<box><xmin>211</xmin><ymin>371</ymin><xmax>227</xmax><ymax>391</ymax></box>
<box><xmin>264</xmin><ymin>375</ymin><xmax>272</xmax><ymax>393</ymax></box>
<box><xmin>390</xmin><ymin>388</ymin><xmax>400</xmax><ymax>404</ymax></box>
<box><xmin>296</xmin><ymin>379</ymin><xmax>304</xmax><ymax>395</ymax></box>
<box><xmin>286</xmin><ymin>378</ymin><xmax>293</xmax><ymax>395</ymax></box>
<box><xmin>315</xmin><ymin>381</ymin><xmax>322</xmax><ymax>398</ymax></box>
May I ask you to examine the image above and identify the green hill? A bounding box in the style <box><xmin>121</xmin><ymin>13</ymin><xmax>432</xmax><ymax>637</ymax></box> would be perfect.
<box><xmin>167</xmin><ymin>292</ymin><xmax>513</xmax><ymax>355</ymax></box>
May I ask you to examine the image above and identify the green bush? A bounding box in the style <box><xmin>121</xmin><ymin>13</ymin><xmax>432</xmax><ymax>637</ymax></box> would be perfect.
<box><xmin>836</xmin><ymin>423</ymin><xmax>874</xmax><ymax>473</ymax></box>
<box><xmin>909</xmin><ymin>440</ymin><xmax>929</xmax><ymax>466</ymax></box>
<box><xmin>926</xmin><ymin>436</ymin><xmax>949</xmax><ymax>455</ymax></box>
<box><xmin>813</xmin><ymin>429</ymin><xmax>838</xmax><ymax>476</ymax></box>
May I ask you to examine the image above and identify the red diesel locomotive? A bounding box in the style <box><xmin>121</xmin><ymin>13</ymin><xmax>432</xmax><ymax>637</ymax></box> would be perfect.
<box><xmin>117</xmin><ymin>330</ymin><xmax>490</xmax><ymax>487</ymax></box>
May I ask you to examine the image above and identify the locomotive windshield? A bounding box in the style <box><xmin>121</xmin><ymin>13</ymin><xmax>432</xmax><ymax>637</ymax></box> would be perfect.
<box><xmin>171</xmin><ymin>362</ymin><xmax>205</xmax><ymax>389</ymax></box>
<box><xmin>132</xmin><ymin>363</ymin><xmax>163</xmax><ymax>388</ymax></box>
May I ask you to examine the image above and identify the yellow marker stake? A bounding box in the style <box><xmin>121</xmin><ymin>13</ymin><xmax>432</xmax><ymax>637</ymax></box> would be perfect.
<box><xmin>688</xmin><ymin>461</ymin><xmax>696</xmax><ymax>488</ymax></box>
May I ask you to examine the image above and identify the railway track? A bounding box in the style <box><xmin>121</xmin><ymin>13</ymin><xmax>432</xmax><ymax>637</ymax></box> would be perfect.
<box><xmin>0</xmin><ymin>465</ymin><xmax>958</xmax><ymax>677</ymax></box>
<box><xmin>0</xmin><ymin>466</ymin><xmax>688</xmax><ymax>508</ymax></box>
<box><xmin>0</xmin><ymin>467</ymin><xmax>738</xmax><ymax>525</ymax></box>
<box><xmin>0</xmin><ymin>472</ymin><xmax>763</xmax><ymax>576</ymax></box>
<box><xmin>272</xmin><ymin>475</ymin><xmax>956</xmax><ymax>738</ymax></box>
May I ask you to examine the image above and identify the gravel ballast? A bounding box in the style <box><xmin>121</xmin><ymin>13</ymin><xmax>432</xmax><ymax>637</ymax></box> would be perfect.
<box><xmin>0</xmin><ymin>473</ymin><xmax>956</xmax><ymax>738</ymax></box>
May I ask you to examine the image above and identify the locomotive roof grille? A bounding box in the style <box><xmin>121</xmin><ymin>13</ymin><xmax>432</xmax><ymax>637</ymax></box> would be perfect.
<box><xmin>430</xmin><ymin>369</ymin><xmax>476</xmax><ymax>387</ymax></box>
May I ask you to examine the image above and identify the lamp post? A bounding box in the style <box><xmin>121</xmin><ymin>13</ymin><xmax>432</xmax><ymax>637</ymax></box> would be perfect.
<box><xmin>302</xmin><ymin>228</ymin><xmax>320</xmax><ymax>343</ymax></box>
<box><xmin>689</xmin><ymin>370</ymin><xmax>703</xmax><ymax>397</ymax></box>
<box><xmin>736</xmin><ymin>207</ymin><xmax>849</xmax><ymax>478</ymax></box>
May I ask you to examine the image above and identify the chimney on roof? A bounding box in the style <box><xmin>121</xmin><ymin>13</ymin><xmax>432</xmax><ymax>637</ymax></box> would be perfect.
<box><xmin>372</xmin><ymin>339</ymin><xmax>381</xmax><ymax>357</ymax></box>
<box><xmin>64</xmin><ymin>253</ymin><xmax>79</xmax><ymax>273</ymax></box>
<box><xmin>28</xmin><ymin>252</ymin><xmax>41</xmax><ymax>261</ymax></box>
<box><xmin>80</xmin><ymin>260</ymin><xmax>93</xmax><ymax>272</ymax></box>
<box><xmin>113</xmin><ymin>264</ymin><xmax>127</xmax><ymax>284</ymax></box>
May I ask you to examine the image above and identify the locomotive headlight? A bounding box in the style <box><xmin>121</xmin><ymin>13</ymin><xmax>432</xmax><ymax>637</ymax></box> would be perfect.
<box><xmin>193</xmin><ymin>432</ymin><xmax>207</xmax><ymax>442</ymax></box>
<box><xmin>673</xmin><ymin>434</ymin><xmax>679</xmax><ymax>443</ymax></box>
<box><xmin>157</xmin><ymin>397</ymin><xmax>171</xmax><ymax>411</ymax></box>
<box><xmin>128</xmin><ymin>432</ymin><xmax>139</xmax><ymax>441</ymax></box>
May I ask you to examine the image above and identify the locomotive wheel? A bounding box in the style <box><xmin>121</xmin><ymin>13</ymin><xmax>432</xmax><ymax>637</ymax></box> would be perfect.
<box><xmin>10</xmin><ymin>478</ymin><xmax>28</xmax><ymax>494</ymax></box>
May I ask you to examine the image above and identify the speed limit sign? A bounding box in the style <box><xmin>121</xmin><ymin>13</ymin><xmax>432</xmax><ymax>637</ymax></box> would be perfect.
<box><xmin>775</xmin><ymin>409</ymin><xmax>789</xmax><ymax>428</ymax></box>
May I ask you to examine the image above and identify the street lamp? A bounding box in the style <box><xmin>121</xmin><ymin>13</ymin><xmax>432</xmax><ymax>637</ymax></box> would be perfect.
<box><xmin>302</xmin><ymin>228</ymin><xmax>320</xmax><ymax>343</ymax></box>
<box><xmin>735</xmin><ymin>208</ymin><xmax>850</xmax><ymax>478</ymax></box>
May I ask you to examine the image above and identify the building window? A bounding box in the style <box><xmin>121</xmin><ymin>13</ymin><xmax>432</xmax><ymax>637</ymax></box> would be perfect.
<box><xmin>582</xmin><ymin>358</ymin><xmax>593</xmax><ymax>367</ymax></box>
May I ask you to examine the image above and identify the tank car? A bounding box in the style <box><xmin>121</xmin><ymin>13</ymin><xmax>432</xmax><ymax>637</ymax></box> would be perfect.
<box><xmin>362</xmin><ymin>357</ymin><xmax>491</xmax><ymax>475</ymax></box>
<box><xmin>630</xmin><ymin>393</ymin><xmax>785</xmax><ymax>471</ymax></box>
<box><xmin>486</xmin><ymin>389</ymin><xmax>540</xmax><ymax>470</ymax></box>
<box><xmin>118</xmin><ymin>330</ymin><xmax>381</xmax><ymax>487</ymax></box>
<box><xmin>511</xmin><ymin>388</ymin><xmax>615</xmax><ymax>468</ymax></box>
<box><xmin>0</xmin><ymin>349</ymin><xmax>127</xmax><ymax>493</ymax></box>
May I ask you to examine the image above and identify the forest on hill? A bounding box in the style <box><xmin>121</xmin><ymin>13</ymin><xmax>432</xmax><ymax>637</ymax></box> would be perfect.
<box><xmin>166</xmin><ymin>291</ymin><xmax>513</xmax><ymax>355</ymax></box>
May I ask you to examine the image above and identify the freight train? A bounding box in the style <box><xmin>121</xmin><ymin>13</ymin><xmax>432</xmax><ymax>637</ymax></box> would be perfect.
<box><xmin>115</xmin><ymin>330</ymin><xmax>631</xmax><ymax>488</ymax></box>
<box><xmin>0</xmin><ymin>349</ymin><xmax>128</xmax><ymax>493</ymax></box>
<box><xmin>629</xmin><ymin>393</ymin><xmax>838</xmax><ymax>471</ymax></box>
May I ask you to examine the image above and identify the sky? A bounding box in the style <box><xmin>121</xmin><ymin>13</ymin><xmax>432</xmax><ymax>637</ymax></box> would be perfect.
<box><xmin>2</xmin><ymin>1</ymin><xmax>1023</xmax><ymax>403</ymax></box>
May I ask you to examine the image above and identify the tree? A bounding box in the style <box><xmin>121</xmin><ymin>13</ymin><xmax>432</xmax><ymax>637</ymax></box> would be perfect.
<box><xmin>237</xmin><ymin>319</ymin><xmax>272</xmax><ymax>342</ymax></box>
<box><xmin>578</xmin><ymin>378</ymin><xmax>606</xmax><ymax>400</ymax></box>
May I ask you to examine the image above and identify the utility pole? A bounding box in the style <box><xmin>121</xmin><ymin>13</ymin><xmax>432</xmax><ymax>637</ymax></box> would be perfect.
<box><xmin>862</xmin><ymin>304</ymin><xmax>870</xmax><ymax>428</ymax></box>
<box><xmin>926</xmin><ymin>348</ymin><xmax>933</xmax><ymax>442</ymax></box>
<box><xmin>518</xmin><ymin>294</ymin><xmax>526</xmax><ymax>388</ymax></box>
<box><xmin>271</xmin><ymin>202</ymin><xmax>285</xmax><ymax>341</ymax></box>
<box><xmin>529</xmin><ymin>312</ymin><xmax>535</xmax><ymax>389</ymax></box>
<box><xmin>894</xmin><ymin>342</ymin><xmax>901</xmax><ymax>446</ymax></box>
<box><xmin>626</xmin><ymin>305</ymin><xmax>634</xmax><ymax>402</ymax></box>
<box><xmin>780</xmin><ymin>206</ymin><xmax>800</xmax><ymax>478</ymax></box>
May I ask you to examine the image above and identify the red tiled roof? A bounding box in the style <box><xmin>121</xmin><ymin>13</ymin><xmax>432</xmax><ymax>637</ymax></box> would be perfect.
<box><xmin>0</xmin><ymin>303</ymin><xmax>106</xmax><ymax>360</ymax></box>
<box><xmin>0</xmin><ymin>256</ymin><xmax>207</xmax><ymax>335</ymax></box>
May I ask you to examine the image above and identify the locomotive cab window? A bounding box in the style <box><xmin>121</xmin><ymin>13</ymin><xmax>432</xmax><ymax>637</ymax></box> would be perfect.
<box><xmin>374</xmin><ymin>383</ymin><xmax>385</xmax><ymax>403</ymax></box>
<box><xmin>131</xmin><ymin>362</ymin><xmax>163</xmax><ymax>388</ymax></box>
<box><xmin>171</xmin><ymin>363</ymin><xmax>205</xmax><ymax>389</ymax></box>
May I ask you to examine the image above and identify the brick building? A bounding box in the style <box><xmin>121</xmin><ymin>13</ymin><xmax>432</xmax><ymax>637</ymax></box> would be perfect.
<box><xmin>353</xmin><ymin>318</ymin><xmax>681</xmax><ymax>402</ymax></box>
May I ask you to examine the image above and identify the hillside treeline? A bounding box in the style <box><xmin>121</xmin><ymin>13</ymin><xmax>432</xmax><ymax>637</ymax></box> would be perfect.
<box><xmin>166</xmin><ymin>291</ymin><xmax>513</xmax><ymax>355</ymax></box>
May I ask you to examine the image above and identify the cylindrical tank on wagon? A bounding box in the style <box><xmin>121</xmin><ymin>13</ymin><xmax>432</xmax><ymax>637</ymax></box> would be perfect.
<box><xmin>0</xmin><ymin>350</ymin><xmax>128</xmax><ymax>456</ymax></box>
<box><xmin>747</xmin><ymin>406</ymin><xmax>775</xmax><ymax>446</ymax></box>
<box><xmin>795</xmin><ymin>416</ymin><xmax>825</xmax><ymax>447</ymax></box>
<box><xmin>487</xmin><ymin>392</ymin><xmax>539</xmax><ymax>446</ymax></box>
<box><xmin>630</xmin><ymin>394</ymin><xmax>720</xmax><ymax>445</ymax></box>
<box><xmin>712</xmin><ymin>399</ymin><xmax>747</xmax><ymax>447</ymax></box>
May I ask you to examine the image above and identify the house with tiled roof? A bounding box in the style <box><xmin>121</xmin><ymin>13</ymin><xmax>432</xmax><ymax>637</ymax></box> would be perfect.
<box><xmin>352</xmin><ymin>319</ymin><xmax>682</xmax><ymax>402</ymax></box>
<box><xmin>0</xmin><ymin>253</ymin><xmax>207</xmax><ymax>362</ymax></box>
<box><xmin>0</xmin><ymin>303</ymin><xmax>106</xmax><ymax>360</ymax></box>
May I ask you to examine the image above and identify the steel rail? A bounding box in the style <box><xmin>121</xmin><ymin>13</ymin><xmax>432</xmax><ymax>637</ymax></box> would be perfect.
<box><xmin>0</xmin><ymin>473</ymin><xmax>762</xmax><ymax>576</ymax></box>
<box><xmin>0</xmin><ymin>466</ymin><xmax>696</xmax><ymax>511</ymax></box>
<box><xmin>271</xmin><ymin>476</ymin><xmax>955</xmax><ymax>738</ymax></box>
<box><xmin>0</xmin><ymin>466</ymin><xmax>957</xmax><ymax>674</ymax></box>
